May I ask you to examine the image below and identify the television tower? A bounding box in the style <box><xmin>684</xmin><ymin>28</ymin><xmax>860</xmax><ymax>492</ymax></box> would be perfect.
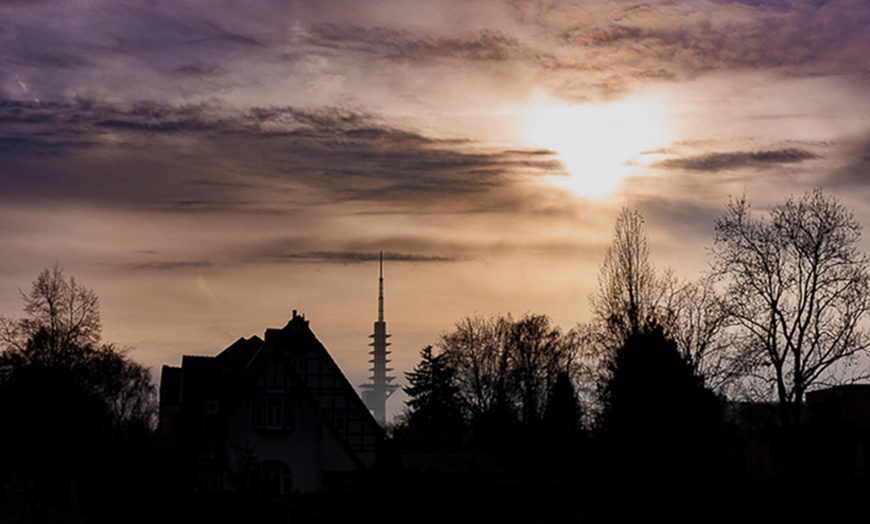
<box><xmin>360</xmin><ymin>252</ymin><xmax>398</xmax><ymax>426</ymax></box>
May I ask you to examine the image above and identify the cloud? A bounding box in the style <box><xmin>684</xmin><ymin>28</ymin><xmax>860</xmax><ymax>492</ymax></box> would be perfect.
<box><xmin>6</xmin><ymin>0</ymin><xmax>868</xmax><ymax>108</ymax></box>
<box><xmin>258</xmin><ymin>251</ymin><xmax>459</xmax><ymax>264</ymax></box>
<box><xmin>181</xmin><ymin>21</ymin><xmax>267</xmax><ymax>48</ymax></box>
<box><xmin>121</xmin><ymin>261</ymin><xmax>214</xmax><ymax>271</ymax></box>
<box><xmin>655</xmin><ymin>148</ymin><xmax>820</xmax><ymax>172</ymax></box>
<box><xmin>512</xmin><ymin>0</ymin><xmax>870</xmax><ymax>94</ymax></box>
<box><xmin>304</xmin><ymin>24</ymin><xmax>544</xmax><ymax>63</ymax></box>
<box><xmin>11</xmin><ymin>51</ymin><xmax>92</xmax><ymax>69</ymax></box>
<box><xmin>0</xmin><ymin>98</ymin><xmax>560</xmax><ymax>214</ymax></box>
<box><xmin>168</xmin><ymin>64</ymin><xmax>227</xmax><ymax>77</ymax></box>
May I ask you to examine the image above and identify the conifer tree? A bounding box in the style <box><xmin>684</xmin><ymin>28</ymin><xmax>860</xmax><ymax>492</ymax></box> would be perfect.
<box><xmin>400</xmin><ymin>345</ymin><xmax>464</xmax><ymax>447</ymax></box>
<box><xmin>598</xmin><ymin>325</ymin><xmax>722</xmax><ymax>480</ymax></box>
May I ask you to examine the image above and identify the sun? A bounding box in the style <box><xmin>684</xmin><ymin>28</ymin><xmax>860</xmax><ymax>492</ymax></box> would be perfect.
<box><xmin>523</xmin><ymin>98</ymin><xmax>672</xmax><ymax>198</ymax></box>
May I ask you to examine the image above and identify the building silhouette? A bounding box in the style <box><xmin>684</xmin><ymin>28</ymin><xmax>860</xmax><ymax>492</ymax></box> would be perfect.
<box><xmin>158</xmin><ymin>311</ymin><xmax>383</xmax><ymax>494</ymax></box>
<box><xmin>359</xmin><ymin>252</ymin><xmax>398</xmax><ymax>426</ymax></box>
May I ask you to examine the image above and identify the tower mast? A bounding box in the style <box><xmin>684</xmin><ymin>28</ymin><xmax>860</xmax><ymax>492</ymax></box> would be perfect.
<box><xmin>360</xmin><ymin>252</ymin><xmax>398</xmax><ymax>425</ymax></box>
<box><xmin>378</xmin><ymin>252</ymin><xmax>384</xmax><ymax>323</ymax></box>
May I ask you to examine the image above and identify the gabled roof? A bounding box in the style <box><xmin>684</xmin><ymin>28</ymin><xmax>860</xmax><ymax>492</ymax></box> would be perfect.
<box><xmin>242</xmin><ymin>314</ymin><xmax>315</xmax><ymax>379</ymax></box>
<box><xmin>215</xmin><ymin>335</ymin><xmax>263</xmax><ymax>373</ymax></box>
<box><xmin>241</xmin><ymin>313</ymin><xmax>382</xmax><ymax>435</ymax></box>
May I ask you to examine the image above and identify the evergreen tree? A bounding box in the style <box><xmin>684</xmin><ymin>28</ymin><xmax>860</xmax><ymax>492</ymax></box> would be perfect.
<box><xmin>542</xmin><ymin>371</ymin><xmax>583</xmax><ymax>439</ymax></box>
<box><xmin>536</xmin><ymin>371</ymin><xmax>585</xmax><ymax>473</ymax></box>
<box><xmin>399</xmin><ymin>346</ymin><xmax>465</xmax><ymax>448</ymax></box>
<box><xmin>597</xmin><ymin>325</ymin><xmax>723</xmax><ymax>480</ymax></box>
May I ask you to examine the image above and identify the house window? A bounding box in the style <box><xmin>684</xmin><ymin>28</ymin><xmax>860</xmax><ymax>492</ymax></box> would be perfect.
<box><xmin>285</xmin><ymin>397</ymin><xmax>296</xmax><ymax>432</ymax></box>
<box><xmin>206</xmin><ymin>400</ymin><xmax>219</xmax><ymax>414</ymax></box>
<box><xmin>266</xmin><ymin>395</ymin><xmax>283</xmax><ymax>428</ymax></box>
<box><xmin>253</xmin><ymin>392</ymin><xmax>295</xmax><ymax>432</ymax></box>
<box><xmin>290</xmin><ymin>354</ymin><xmax>304</xmax><ymax>374</ymax></box>
<box><xmin>252</xmin><ymin>460</ymin><xmax>292</xmax><ymax>497</ymax></box>
<box><xmin>253</xmin><ymin>395</ymin><xmax>264</xmax><ymax>428</ymax></box>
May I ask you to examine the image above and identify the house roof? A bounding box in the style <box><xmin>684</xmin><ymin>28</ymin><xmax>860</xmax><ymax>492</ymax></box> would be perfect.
<box><xmin>242</xmin><ymin>313</ymin><xmax>383</xmax><ymax>435</ymax></box>
<box><xmin>215</xmin><ymin>335</ymin><xmax>263</xmax><ymax>373</ymax></box>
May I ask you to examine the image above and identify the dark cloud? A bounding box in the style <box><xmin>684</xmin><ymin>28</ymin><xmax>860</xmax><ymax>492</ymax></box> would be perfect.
<box><xmin>0</xmin><ymin>98</ymin><xmax>558</xmax><ymax>213</ymax></box>
<box><xmin>656</xmin><ymin>148</ymin><xmax>820</xmax><ymax>172</ymax></box>
<box><xmin>12</xmin><ymin>51</ymin><xmax>92</xmax><ymax>69</ymax></box>
<box><xmin>305</xmin><ymin>24</ymin><xmax>545</xmax><ymax>63</ymax></box>
<box><xmin>121</xmin><ymin>260</ymin><xmax>214</xmax><ymax>271</ymax></box>
<box><xmin>243</xmin><ymin>233</ymin><xmax>476</xmax><ymax>266</ymax></box>
<box><xmin>261</xmin><ymin>251</ymin><xmax>458</xmax><ymax>264</ymax></box>
<box><xmin>182</xmin><ymin>21</ymin><xmax>267</xmax><ymax>48</ymax></box>
<box><xmin>169</xmin><ymin>64</ymin><xmax>227</xmax><ymax>77</ymax></box>
<box><xmin>0</xmin><ymin>135</ymin><xmax>96</xmax><ymax>155</ymax></box>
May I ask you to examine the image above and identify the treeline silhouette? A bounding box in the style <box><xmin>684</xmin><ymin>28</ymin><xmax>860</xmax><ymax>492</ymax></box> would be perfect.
<box><xmin>391</xmin><ymin>316</ymin><xmax>731</xmax><ymax>481</ymax></box>
<box><xmin>393</xmin><ymin>314</ymin><xmax>588</xmax><ymax>473</ymax></box>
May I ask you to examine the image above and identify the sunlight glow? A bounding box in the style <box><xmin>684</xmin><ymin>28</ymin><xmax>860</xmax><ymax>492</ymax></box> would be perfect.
<box><xmin>523</xmin><ymin>99</ymin><xmax>673</xmax><ymax>198</ymax></box>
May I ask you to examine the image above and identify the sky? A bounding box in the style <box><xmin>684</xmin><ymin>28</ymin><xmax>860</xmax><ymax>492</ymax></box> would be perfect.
<box><xmin>2</xmin><ymin>0</ymin><xmax>870</xmax><ymax>422</ymax></box>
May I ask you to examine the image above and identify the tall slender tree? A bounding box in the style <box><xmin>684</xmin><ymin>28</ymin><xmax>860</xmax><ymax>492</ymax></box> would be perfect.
<box><xmin>587</xmin><ymin>209</ymin><xmax>735</xmax><ymax>395</ymax></box>
<box><xmin>590</xmin><ymin>207</ymin><xmax>666</xmax><ymax>348</ymax></box>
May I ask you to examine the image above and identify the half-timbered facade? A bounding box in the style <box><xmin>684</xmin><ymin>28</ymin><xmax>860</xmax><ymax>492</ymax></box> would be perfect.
<box><xmin>159</xmin><ymin>311</ymin><xmax>382</xmax><ymax>494</ymax></box>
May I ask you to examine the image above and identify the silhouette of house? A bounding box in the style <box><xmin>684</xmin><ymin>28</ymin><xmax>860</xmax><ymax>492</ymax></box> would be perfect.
<box><xmin>805</xmin><ymin>384</ymin><xmax>870</xmax><ymax>477</ymax></box>
<box><xmin>159</xmin><ymin>311</ymin><xmax>383</xmax><ymax>494</ymax></box>
<box><xmin>725</xmin><ymin>385</ymin><xmax>870</xmax><ymax>479</ymax></box>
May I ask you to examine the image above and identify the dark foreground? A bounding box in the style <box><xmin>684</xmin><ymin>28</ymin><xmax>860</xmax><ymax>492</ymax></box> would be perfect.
<box><xmin>79</xmin><ymin>475</ymin><xmax>868</xmax><ymax>524</ymax></box>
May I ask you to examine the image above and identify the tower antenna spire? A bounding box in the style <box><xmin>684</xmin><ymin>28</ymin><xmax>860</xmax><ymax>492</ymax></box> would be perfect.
<box><xmin>360</xmin><ymin>251</ymin><xmax>398</xmax><ymax>426</ymax></box>
<box><xmin>378</xmin><ymin>251</ymin><xmax>384</xmax><ymax>322</ymax></box>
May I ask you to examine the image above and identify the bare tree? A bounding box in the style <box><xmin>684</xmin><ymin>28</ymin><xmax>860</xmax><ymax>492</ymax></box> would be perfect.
<box><xmin>589</xmin><ymin>206</ymin><xmax>667</xmax><ymax>347</ymax></box>
<box><xmin>664</xmin><ymin>275</ymin><xmax>736</xmax><ymax>392</ymax></box>
<box><xmin>0</xmin><ymin>264</ymin><xmax>155</xmax><ymax>427</ymax></box>
<box><xmin>506</xmin><ymin>313</ymin><xmax>574</xmax><ymax>425</ymax></box>
<box><xmin>437</xmin><ymin>313</ymin><xmax>577</xmax><ymax>425</ymax></box>
<box><xmin>1</xmin><ymin>262</ymin><xmax>100</xmax><ymax>365</ymax></box>
<box><xmin>438</xmin><ymin>315</ymin><xmax>512</xmax><ymax>421</ymax></box>
<box><xmin>712</xmin><ymin>189</ymin><xmax>870</xmax><ymax>428</ymax></box>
